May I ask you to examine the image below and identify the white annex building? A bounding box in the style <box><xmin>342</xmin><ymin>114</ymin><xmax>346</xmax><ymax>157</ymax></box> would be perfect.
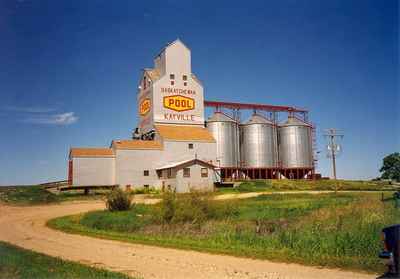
<box><xmin>68</xmin><ymin>39</ymin><xmax>218</xmax><ymax>192</ymax></box>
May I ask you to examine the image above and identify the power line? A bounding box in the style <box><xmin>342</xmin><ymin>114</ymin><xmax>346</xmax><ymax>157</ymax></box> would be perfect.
<box><xmin>324</xmin><ymin>128</ymin><xmax>344</xmax><ymax>193</ymax></box>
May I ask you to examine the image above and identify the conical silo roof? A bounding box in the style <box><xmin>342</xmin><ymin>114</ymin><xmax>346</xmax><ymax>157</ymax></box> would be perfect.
<box><xmin>242</xmin><ymin>114</ymin><xmax>274</xmax><ymax>125</ymax></box>
<box><xmin>207</xmin><ymin>112</ymin><xmax>237</xmax><ymax>123</ymax></box>
<box><xmin>280</xmin><ymin>116</ymin><xmax>311</xmax><ymax>127</ymax></box>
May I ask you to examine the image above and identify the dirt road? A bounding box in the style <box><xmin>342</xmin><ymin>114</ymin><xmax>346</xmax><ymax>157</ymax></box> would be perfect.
<box><xmin>0</xmin><ymin>199</ymin><xmax>377</xmax><ymax>279</ymax></box>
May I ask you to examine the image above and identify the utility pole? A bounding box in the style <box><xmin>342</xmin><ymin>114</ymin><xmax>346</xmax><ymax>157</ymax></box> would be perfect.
<box><xmin>324</xmin><ymin>129</ymin><xmax>344</xmax><ymax>193</ymax></box>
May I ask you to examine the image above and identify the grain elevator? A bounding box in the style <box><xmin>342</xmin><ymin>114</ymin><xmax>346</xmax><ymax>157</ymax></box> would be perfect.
<box><xmin>68</xmin><ymin>39</ymin><xmax>316</xmax><ymax>191</ymax></box>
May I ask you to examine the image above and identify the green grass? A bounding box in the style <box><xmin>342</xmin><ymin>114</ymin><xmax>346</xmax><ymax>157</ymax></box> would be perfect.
<box><xmin>1</xmin><ymin>180</ymin><xmax>394</xmax><ymax>205</ymax></box>
<box><xmin>0</xmin><ymin>241</ymin><xmax>132</xmax><ymax>279</ymax></box>
<box><xmin>217</xmin><ymin>179</ymin><xmax>397</xmax><ymax>194</ymax></box>
<box><xmin>0</xmin><ymin>185</ymin><xmax>162</xmax><ymax>206</ymax></box>
<box><xmin>0</xmin><ymin>186</ymin><xmax>61</xmax><ymax>205</ymax></box>
<box><xmin>0</xmin><ymin>186</ymin><xmax>112</xmax><ymax>205</ymax></box>
<box><xmin>49</xmin><ymin>192</ymin><xmax>399</xmax><ymax>273</ymax></box>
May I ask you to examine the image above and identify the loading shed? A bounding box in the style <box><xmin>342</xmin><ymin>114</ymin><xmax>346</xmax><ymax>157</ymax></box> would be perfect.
<box><xmin>156</xmin><ymin>159</ymin><xmax>216</xmax><ymax>192</ymax></box>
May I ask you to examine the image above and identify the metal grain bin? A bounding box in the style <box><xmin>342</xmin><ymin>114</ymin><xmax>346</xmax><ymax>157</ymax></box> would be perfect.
<box><xmin>278</xmin><ymin>117</ymin><xmax>313</xmax><ymax>168</ymax></box>
<box><xmin>206</xmin><ymin>112</ymin><xmax>240</xmax><ymax>167</ymax></box>
<box><xmin>240</xmin><ymin>114</ymin><xmax>277</xmax><ymax>168</ymax></box>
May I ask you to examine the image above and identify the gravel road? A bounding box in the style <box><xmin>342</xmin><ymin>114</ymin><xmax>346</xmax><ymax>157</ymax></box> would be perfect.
<box><xmin>0</xmin><ymin>197</ymin><xmax>377</xmax><ymax>279</ymax></box>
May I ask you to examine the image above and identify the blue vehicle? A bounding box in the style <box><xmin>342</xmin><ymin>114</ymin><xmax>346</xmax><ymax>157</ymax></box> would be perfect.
<box><xmin>379</xmin><ymin>224</ymin><xmax>400</xmax><ymax>277</ymax></box>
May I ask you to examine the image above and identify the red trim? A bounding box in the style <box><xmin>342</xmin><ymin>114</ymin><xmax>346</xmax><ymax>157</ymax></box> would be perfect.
<box><xmin>204</xmin><ymin>100</ymin><xmax>307</xmax><ymax>113</ymax></box>
<box><xmin>219</xmin><ymin>167</ymin><xmax>314</xmax><ymax>180</ymax></box>
<box><xmin>68</xmin><ymin>160</ymin><xmax>73</xmax><ymax>185</ymax></box>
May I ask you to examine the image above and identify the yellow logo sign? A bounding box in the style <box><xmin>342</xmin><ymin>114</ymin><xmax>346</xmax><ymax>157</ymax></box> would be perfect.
<box><xmin>139</xmin><ymin>98</ymin><xmax>151</xmax><ymax>116</ymax></box>
<box><xmin>163</xmin><ymin>95</ymin><xmax>195</xmax><ymax>112</ymax></box>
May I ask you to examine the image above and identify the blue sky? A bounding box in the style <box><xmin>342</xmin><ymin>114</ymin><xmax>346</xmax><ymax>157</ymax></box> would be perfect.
<box><xmin>0</xmin><ymin>0</ymin><xmax>398</xmax><ymax>185</ymax></box>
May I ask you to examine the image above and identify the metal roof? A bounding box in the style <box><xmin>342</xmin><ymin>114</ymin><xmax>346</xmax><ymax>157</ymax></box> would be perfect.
<box><xmin>207</xmin><ymin>112</ymin><xmax>237</xmax><ymax>123</ymax></box>
<box><xmin>242</xmin><ymin>114</ymin><xmax>274</xmax><ymax>125</ymax></box>
<box><xmin>156</xmin><ymin>158</ymin><xmax>215</xmax><ymax>170</ymax></box>
<box><xmin>112</xmin><ymin>140</ymin><xmax>163</xmax><ymax>150</ymax></box>
<box><xmin>155</xmin><ymin>125</ymin><xmax>215</xmax><ymax>142</ymax></box>
<box><xmin>280</xmin><ymin>116</ymin><xmax>312</xmax><ymax>127</ymax></box>
<box><xmin>70</xmin><ymin>148</ymin><xmax>115</xmax><ymax>158</ymax></box>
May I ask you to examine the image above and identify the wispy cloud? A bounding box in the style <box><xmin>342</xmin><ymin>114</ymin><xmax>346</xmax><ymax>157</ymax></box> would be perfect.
<box><xmin>22</xmin><ymin>112</ymin><xmax>79</xmax><ymax>125</ymax></box>
<box><xmin>2</xmin><ymin>104</ymin><xmax>78</xmax><ymax>126</ymax></box>
<box><xmin>2</xmin><ymin>105</ymin><xmax>56</xmax><ymax>114</ymax></box>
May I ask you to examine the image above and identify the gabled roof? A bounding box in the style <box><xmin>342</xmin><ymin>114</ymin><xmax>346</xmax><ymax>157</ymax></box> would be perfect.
<box><xmin>143</xmin><ymin>68</ymin><xmax>161</xmax><ymax>82</ymax></box>
<box><xmin>111</xmin><ymin>140</ymin><xmax>163</xmax><ymax>150</ymax></box>
<box><xmin>70</xmin><ymin>148</ymin><xmax>115</xmax><ymax>158</ymax></box>
<box><xmin>155</xmin><ymin>125</ymin><xmax>215</xmax><ymax>142</ymax></box>
<box><xmin>157</xmin><ymin>158</ymin><xmax>215</xmax><ymax>171</ymax></box>
<box><xmin>156</xmin><ymin>38</ymin><xmax>190</xmax><ymax>58</ymax></box>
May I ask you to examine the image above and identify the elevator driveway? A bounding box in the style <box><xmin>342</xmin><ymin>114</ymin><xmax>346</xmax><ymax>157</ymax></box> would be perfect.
<box><xmin>0</xmin><ymin>199</ymin><xmax>376</xmax><ymax>279</ymax></box>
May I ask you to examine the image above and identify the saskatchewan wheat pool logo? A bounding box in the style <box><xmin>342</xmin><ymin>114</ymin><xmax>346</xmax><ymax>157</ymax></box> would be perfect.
<box><xmin>163</xmin><ymin>95</ymin><xmax>195</xmax><ymax>112</ymax></box>
<box><xmin>139</xmin><ymin>98</ymin><xmax>151</xmax><ymax>116</ymax></box>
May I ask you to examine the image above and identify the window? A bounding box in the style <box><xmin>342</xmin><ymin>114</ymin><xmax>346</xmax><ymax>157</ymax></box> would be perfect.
<box><xmin>183</xmin><ymin>168</ymin><xmax>190</xmax><ymax>177</ymax></box>
<box><xmin>143</xmin><ymin>170</ymin><xmax>149</xmax><ymax>176</ymax></box>
<box><xmin>167</xmin><ymin>168</ymin><xmax>172</xmax><ymax>178</ymax></box>
<box><xmin>170</xmin><ymin>80</ymin><xmax>174</xmax><ymax>86</ymax></box>
<box><xmin>143</xmin><ymin>184</ymin><xmax>149</xmax><ymax>188</ymax></box>
<box><xmin>143</xmin><ymin>76</ymin><xmax>146</xmax><ymax>90</ymax></box>
<box><xmin>183</xmin><ymin>82</ymin><xmax>187</xmax><ymax>86</ymax></box>
<box><xmin>188</xmin><ymin>143</ymin><xmax>193</xmax><ymax>149</ymax></box>
<box><xmin>201</xmin><ymin>168</ymin><xmax>208</xmax><ymax>178</ymax></box>
<box><xmin>182</xmin><ymin>75</ymin><xmax>187</xmax><ymax>81</ymax></box>
<box><xmin>170</xmin><ymin>74</ymin><xmax>175</xmax><ymax>80</ymax></box>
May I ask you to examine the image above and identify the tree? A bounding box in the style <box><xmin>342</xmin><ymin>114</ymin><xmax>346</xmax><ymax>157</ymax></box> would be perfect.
<box><xmin>380</xmin><ymin>152</ymin><xmax>400</xmax><ymax>182</ymax></box>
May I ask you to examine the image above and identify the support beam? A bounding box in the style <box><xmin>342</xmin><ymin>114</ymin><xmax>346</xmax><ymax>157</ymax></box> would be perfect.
<box><xmin>204</xmin><ymin>100</ymin><xmax>307</xmax><ymax>113</ymax></box>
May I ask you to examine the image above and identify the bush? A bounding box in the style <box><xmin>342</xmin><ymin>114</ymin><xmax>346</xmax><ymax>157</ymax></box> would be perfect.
<box><xmin>105</xmin><ymin>188</ymin><xmax>132</xmax><ymax>211</ymax></box>
<box><xmin>159</xmin><ymin>190</ymin><xmax>176</xmax><ymax>223</ymax></box>
<box><xmin>0</xmin><ymin>186</ymin><xmax>60</xmax><ymax>205</ymax></box>
<box><xmin>172</xmin><ymin>191</ymin><xmax>213</xmax><ymax>225</ymax></box>
<box><xmin>212</xmin><ymin>201</ymin><xmax>240</xmax><ymax>219</ymax></box>
<box><xmin>157</xmin><ymin>190</ymin><xmax>238</xmax><ymax>227</ymax></box>
<box><xmin>132</xmin><ymin>186</ymin><xmax>160</xmax><ymax>195</ymax></box>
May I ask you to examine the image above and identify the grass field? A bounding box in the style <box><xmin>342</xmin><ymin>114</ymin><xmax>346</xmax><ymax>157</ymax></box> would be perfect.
<box><xmin>0</xmin><ymin>185</ymin><xmax>108</xmax><ymax>205</ymax></box>
<box><xmin>0</xmin><ymin>241</ymin><xmax>131</xmax><ymax>279</ymax></box>
<box><xmin>49</xmin><ymin>192</ymin><xmax>399</xmax><ymax>273</ymax></box>
<box><xmin>0</xmin><ymin>185</ymin><xmax>162</xmax><ymax>205</ymax></box>
<box><xmin>217</xmin><ymin>179</ymin><xmax>396</xmax><ymax>193</ymax></box>
<box><xmin>1</xmin><ymin>180</ymin><xmax>395</xmax><ymax>205</ymax></box>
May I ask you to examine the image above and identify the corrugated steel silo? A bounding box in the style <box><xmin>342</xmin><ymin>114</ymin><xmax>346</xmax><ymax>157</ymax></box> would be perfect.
<box><xmin>240</xmin><ymin>114</ymin><xmax>277</xmax><ymax>168</ymax></box>
<box><xmin>278</xmin><ymin>117</ymin><xmax>313</xmax><ymax>168</ymax></box>
<box><xmin>206</xmin><ymin>112</ymin><xmax>240</xmax><ymax>167</ymax></box>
